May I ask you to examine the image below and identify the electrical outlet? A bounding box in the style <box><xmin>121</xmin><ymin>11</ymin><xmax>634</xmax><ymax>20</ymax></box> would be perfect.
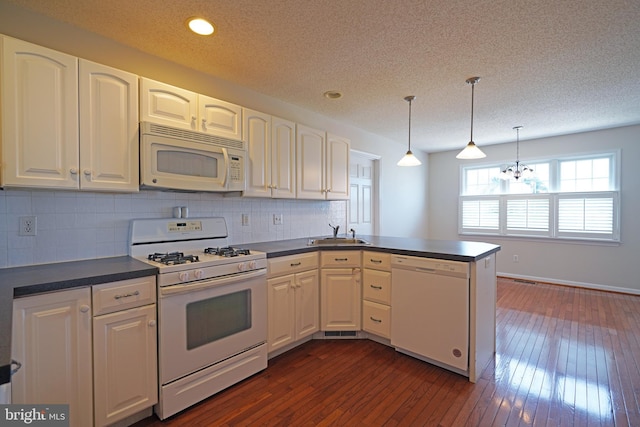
<box><xmin>273</xmin><ymin>214</ymin><xmax>283</xmax><ymax>225</ymax></box>
<box><xmin>19</xmin><ymin>216</ymin><xmax>37</xmax><ymax>236</ymax></box>
<box><xmin>241</xmin><ymin>214</ymin><xmax>250</xmax><ymax>226</ymax></box>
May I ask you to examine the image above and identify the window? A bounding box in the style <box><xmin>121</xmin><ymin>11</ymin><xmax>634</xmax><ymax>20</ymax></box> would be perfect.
<box><xmin>459</xmin><ymin>152</ymin><xmax>619</xmax><ymax>242</ymax></box>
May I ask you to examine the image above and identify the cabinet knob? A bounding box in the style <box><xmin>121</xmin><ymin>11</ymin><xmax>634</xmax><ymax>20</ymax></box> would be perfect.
<box><xmin>148</xmin><ymin>320</ymin><xmax>156</xmax><ymax>327</ymax></box>
<box><xmin>201</xmin><ymin>118</ymin><xmax>207</xmax><ymax>130</ymax></box>
<box><xmin>79</xmin><ymin>304</ymin><xmax>90</xmax><ymax>313</ymax></box>
<box><xmin>70</xmin><ymin>168</ymin><xmax>78</xmax><ymax>175</ymax></box>
<box><xmin>83</xmin><ymin>169</ymin><xmax>91</xmax><ymax>176</ymax></box>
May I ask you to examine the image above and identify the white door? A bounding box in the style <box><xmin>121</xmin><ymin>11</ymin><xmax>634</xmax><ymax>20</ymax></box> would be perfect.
<box><xmin>267</xmin><ymin>274</ymin><xmax>296</xmax><ymax>351</ymax></box>
<box><xmin>79</xmin><ymin>60</ymin><xmax>139</xmax><ymax>191</ymax></box>
<box><xmin>1</xmin><ymin>36</ymin><xmax>79</xmax><ymax>188</ymax></box>
<box><xmin>348</xmin><ymin>152</ymin><xmax>378</xmax><ymax>236</ymax></box>
<box><xmin>295</xmin><ymin>269</ymin><xmax>320</xmax><ymax>339</ymax></box>
<box><xmin>320</xmin><ymin>268</ymin><xmax>361</xmax><ymax>331</ymax></box>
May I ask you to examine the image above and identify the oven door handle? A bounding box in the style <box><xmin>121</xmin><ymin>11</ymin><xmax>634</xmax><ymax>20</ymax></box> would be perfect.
<box><xmin>159</xmin><ymin>268</ymin><xmax>266</xmax><ymax>297</ymax></box>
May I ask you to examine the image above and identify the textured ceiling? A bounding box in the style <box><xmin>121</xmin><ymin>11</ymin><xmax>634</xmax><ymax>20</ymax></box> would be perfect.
<box><xmin>3</xmin><ymin>0</ymin><xmax>640</xmax><ymax>152</ymax></box>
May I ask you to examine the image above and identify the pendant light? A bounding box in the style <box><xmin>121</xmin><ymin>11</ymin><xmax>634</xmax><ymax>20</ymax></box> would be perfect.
<box><xmin>456</xmin><ymin>77</ymin><xmax>486</xmax><ymax>159</ymax></box>
<box><xmin>397</xmin><ymin>95</ymin><xmax>421</xmax><ymax>166</ymax></box>
<box><xmin>500</xmin><ymin>126</ymin><xmax>534</xmax><ymax>180</ymax></box>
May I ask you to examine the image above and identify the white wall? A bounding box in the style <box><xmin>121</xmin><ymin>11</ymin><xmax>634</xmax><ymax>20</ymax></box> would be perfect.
<box><xmin>428</xmin><ymin>125</ymin><xmax>640</xmax><ymax>293</ymax></box>
<box><xmin>0</xmin><ymin>3</ymin><xmax>429</xmax><ymax>268</ymax></box>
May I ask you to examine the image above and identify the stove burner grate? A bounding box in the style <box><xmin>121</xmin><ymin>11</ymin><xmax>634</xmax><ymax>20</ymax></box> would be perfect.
<box><xmin>204</xmin><ymin>247</ymin><xmax>251</xmax><ymax>257</ymax></box>
<box><xmin>148</xmin><ymin>252</ymin><xmax>200</xmax><ymax>265</ymax></box>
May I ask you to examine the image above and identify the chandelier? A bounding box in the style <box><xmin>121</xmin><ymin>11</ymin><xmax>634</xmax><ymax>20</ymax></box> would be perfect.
<box><xmin>500</xmin><ymin>126</ymin><xmax>533</xmax><ymax>180</ymax></box>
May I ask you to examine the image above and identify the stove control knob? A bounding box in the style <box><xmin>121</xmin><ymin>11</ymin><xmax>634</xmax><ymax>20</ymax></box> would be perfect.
<box><xmin>248</xmin><ymin>260</ymin><xmax>257</xmax><ymax>270</ymax></box>
<box><xmin>238</xmin><ymin>263</ymin><xmax>246</xmax><ymax>272</ymax></box>
<box><xmin>194</xmin><ymin>269</ymin><xmax>204</xmax><ymax>280</ymax></box>
<box><xmin>179</xmin><ymin>271</ymin><xmax>190</xmax><ymax>282</ymax></box>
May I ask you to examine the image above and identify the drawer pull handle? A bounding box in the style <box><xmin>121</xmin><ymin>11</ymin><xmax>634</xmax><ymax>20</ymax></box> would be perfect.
<box><xmin>290</xmin><ymin>262</ymin><xmax>302</xmax><ymax>267</ymax></box>
<box><xmin>334</xmin><ymin>258</ymin><xmax>348</xmax><ymax>261</ymax></box>
<box><xmin>370</xmin><ymin>285</ymin><xmax>383</xmax><ymax>290</ymax></box>
<box><xmin>370</xmin><ymin>259</ymin><xmax>382</xmax><ymax>264</ymax></box>
<box><xmin>370</xmin><ymin>316</ymin><xmax>382</xmax><ymax>323</ymax></box>
<box><xmin>114</xmin><ymin>290</ymin><xmax>140</xmax><ymax>300</ymax></box>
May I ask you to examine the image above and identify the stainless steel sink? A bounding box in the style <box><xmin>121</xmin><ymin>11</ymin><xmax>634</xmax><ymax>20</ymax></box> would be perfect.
<box><xmin>308</xmin><ymin>237</ymin><xmax>370</xmax><ymax>246</ymax></box>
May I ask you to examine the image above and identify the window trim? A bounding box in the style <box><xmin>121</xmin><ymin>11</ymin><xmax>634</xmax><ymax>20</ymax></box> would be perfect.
<box><xmin>458</xmin><ymin>150</ymin><xmax>620</xmax><ymax>243</ymax></box>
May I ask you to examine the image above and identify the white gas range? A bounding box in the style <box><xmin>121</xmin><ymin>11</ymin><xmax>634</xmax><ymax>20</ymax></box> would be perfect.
<box><xmin>129</xmin><ymin>217</ymin><xmax>267</xmax><ymax>420</ymax></box>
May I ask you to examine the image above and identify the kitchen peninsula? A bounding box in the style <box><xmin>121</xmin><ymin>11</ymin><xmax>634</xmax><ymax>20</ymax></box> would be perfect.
<box><xmin>1</xmin><ymin>235</ymin><xmax>498</xmax><ymax>425</ymax></box>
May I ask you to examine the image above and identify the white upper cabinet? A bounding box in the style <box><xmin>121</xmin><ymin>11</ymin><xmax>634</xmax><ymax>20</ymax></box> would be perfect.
<box><xmin>140</xmin><ymin>78</ymin><xmax>242</xmax><ymax>141</ymax></box>
<box><xmin>199</xmin><ymin>94</ymin><xmax>242</xmax><ymax>140</ymax></box>
<box><xmin>271</xmin><ymin>117</ymin><xmax>297</xmax><ymax>198</ymax></box>
<box><xmin>140</xmin><ymin>78</ymin><xmax>197</xmax><ymax>130</ymax></box>
<box><xmin>296</xmin><ymin>124</ymin><xmax>350</xmax><ymax>200</ymax></box>
<box><xmin>1</xmin><ymin>36</ymin><xmax>139</xmax><ymax>191</ymax></box>
<box><xmin>79</xmin><ymin>60</ymin><xmax>139</xmax><ymax>191</ymax></box>
<box><xmin>1</xmin><ymin>36</ymin><xmax>79</xmax><ymax>189</ymax></box>
<box><xmin>244</xmin><ymin>110</ymin><xmax>296</xmax><ymax>198</ymax></box>
<box><xmin>326</xmin><ymin>133</ymin><xmax>350</xmax><ymax>199</ymax></box>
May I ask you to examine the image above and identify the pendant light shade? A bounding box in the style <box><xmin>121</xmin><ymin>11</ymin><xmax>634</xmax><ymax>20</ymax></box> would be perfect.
<box><xmin>397</xmin><ymin>95</ymin><xmax>421</xmax><ymax>166</ymax></box>
<box><xmin>456</xmin><ymin>77</ymin><xmax>486</xmax><ymax>160</ymax></box>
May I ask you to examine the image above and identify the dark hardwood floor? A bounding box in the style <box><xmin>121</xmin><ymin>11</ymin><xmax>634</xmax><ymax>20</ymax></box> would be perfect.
<box><xmin>134</xmin><ymin>278</ymin><xmax>640</xmax><ymax>426</ymax></box>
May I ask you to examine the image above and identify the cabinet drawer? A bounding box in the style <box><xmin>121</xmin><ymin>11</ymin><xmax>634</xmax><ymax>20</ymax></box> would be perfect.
<box><xmin>362</xmin><ymin>251</ymin><xmax>391</xmax><ymax>271</ymax></box>
<box><xmin>363</xmin><ymin>269</ymin><xmax>391</xmax><ymax>305</ymax></box>
<box><xmin>268</xmin><ymin>252</ymin><xmax>319</xmax><ymax>276</ymax></box>
<box><xmin>93</xmin><ymin>276</ymin><xmax>156</xmax><ymax>316</ymax></box>
<box><xmin>363</xmin><ymin>300</ymin><xmax>391</xmax><ymax>339</ymax></box>
<box><xmin>320</xmin><ymin>251</ymin><xmax>360</xmax><ymax>268</ymax></box>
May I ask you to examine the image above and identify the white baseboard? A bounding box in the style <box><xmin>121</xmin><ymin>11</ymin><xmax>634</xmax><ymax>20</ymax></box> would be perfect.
<box><xmin>497</xmin><ymin>272</ymin><xmax>640</xmax><ymax>296</ymax></box>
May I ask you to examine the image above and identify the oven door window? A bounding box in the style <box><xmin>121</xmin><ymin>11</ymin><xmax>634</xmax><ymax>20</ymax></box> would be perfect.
<box><xmin>186</xmin><ymin>289</ymin><xmax>252</xmax><ymax>350</ymax></box>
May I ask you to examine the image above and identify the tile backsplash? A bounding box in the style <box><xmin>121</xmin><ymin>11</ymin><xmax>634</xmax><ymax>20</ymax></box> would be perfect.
<box><xmin>0</xmin><ymin>189</ymin><xmax>347</xmax><ymax>268</ymax></box>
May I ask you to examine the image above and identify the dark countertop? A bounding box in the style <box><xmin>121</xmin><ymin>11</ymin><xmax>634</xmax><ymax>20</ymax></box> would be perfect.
<box><xmin>243</xmin><ymin>235</ymin><xmax>501</xmax><ymax>263</ymax></box>
<box><xmin>0</xmin><ymin>256</ymin><xmax>158</xmax><ymax>385</ymax></box>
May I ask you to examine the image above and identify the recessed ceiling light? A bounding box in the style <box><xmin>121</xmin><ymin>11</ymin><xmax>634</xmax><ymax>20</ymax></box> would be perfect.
<box><xmin>323</xmin><ymin>90</ymin><xmax>343</xmax><ymax>100</ymax></box>
<box><xmin>187</xmin><ymin>17</ymin><xmax>215</xmax><ymax>36</ymax></box>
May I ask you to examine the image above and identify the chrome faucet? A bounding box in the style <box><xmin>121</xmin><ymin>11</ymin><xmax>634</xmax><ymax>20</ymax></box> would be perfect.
<box><xmin>349</xmin><ymin>228</ymin><xmax>356</xmax><ymax>239</ymax></box>
<box><xmin>329</xmin><ymin>223</ymin><xmax>340</xmax><ymax>238</ymax></box>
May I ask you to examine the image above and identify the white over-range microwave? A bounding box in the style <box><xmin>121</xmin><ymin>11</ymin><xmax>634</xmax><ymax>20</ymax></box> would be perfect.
<box><xmin>140</xmin><ymin>122</ymin><xmax>245</xmax><ymax>192</ymax></box>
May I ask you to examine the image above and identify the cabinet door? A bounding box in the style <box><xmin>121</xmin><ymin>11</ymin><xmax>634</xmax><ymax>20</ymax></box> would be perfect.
<box><xmin>93</xmin><ymin>304</ymin><xmax>157</xmax><ymax>427</ymax></box>
<box><xmin>79</xmin><ymin>60</ymin><xmax>139</xmax><ymax>191</ymax></box>
<box><xmin>271</xmin><ymin>117</ymin><xmax>296</xmax><ymax>199</ymax></box>
<box><xmin>295</xmin><ymin>269</ymin><xmax>320</xmax><ymax>339</ymax></box>
<box><xmin>140</xmin><ymin>78</ymin><xmax>197</xmax><ymax>130</ymax></box>
<box><xmin>243</xmin><ymin>109</ymin><xmax>272</xmax><ymax>198</ymax></box>
<box><xmin>1</xmin><ymin>36</ymin><xmax>79</xmax><ymax>189</ymax></box>
<box><xmin>11</xmin><ymin>288</ymin><xmax>93</xmax><ymax>427</ymax></box>
<box><xmin>198</xmin><ymin>94</ymin><xmax>242</xmax><ymax>140</ymax></box>
<box><xmin>321</xmin><ymin>268</ymin><xmax>361</xmax><ymax>331</ymax></box>
<box><xmin>296</xmin><ymin>124</ymin><xmax>326</xmax><ymax>200</ymax></box>
<box><xmin>325</xmin><ymin>133</ymin><xmax>350</xmax><ymax>200</ymax></box>
<box><xmin>267</xmin><ymin>274</ymin><xmax>296</xmax><ymax>352</ymax></box>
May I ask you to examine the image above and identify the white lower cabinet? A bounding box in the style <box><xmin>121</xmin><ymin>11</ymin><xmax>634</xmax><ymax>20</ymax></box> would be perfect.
<box><xmin>320</xmin><ymin>251</ymin><xmax>361</xmax><ymax>331</ymax></box>
<box><xmin>92</xmin><ymin>276</ymin><xmax>157</xmax><ymax>427</ymax></box>
<box><xmin>11</xmin><ymin>287</ymin><xmax>94</xmax><ymax>427</ymax></box>
<box><xmin>11</xmin><ymin>276</ymin><xmax>157</xmax><ymax>427</ymax></box>
<box><xmin>362</xmin><ymin>251</ymin><xmax>392</xmax><ymax>338</ymax></box>
<box><xmin>267</xmin><ymin>253</ymin><xmax>319</xmax><ymax>352</ymax></box>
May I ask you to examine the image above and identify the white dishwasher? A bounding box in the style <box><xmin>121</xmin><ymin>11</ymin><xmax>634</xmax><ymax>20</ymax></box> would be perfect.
<box><xmin>391</xmin><ymin>255</ymin><xmax>470</xmax><ymax>374</ymax></box>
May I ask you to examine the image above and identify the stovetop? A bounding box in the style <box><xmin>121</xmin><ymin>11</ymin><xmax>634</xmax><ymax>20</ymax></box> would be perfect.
<box><xmin>129</xmin><ymin>217</ymin><xmax>266</xmax><ymax>283</ymax></box>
